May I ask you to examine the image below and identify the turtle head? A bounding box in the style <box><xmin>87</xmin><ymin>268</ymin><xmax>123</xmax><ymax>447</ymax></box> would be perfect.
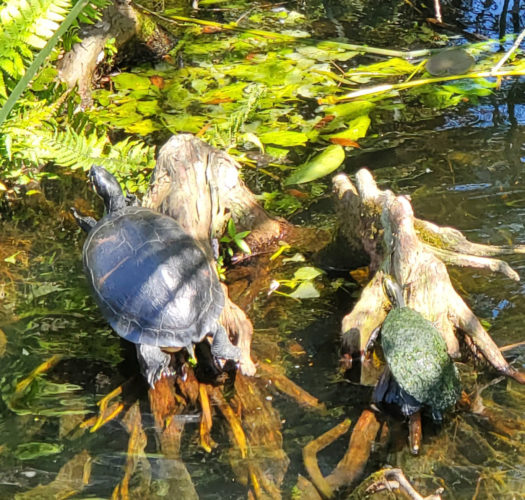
<box><xmin>383</xmin><ymin>276</ymin><xmax>405</xmax><ymax>308</ymax></box>
<box><xmin>89</xmin><ymin>166</ymin><xmax>126</xmax><ymax>213</ymax></box>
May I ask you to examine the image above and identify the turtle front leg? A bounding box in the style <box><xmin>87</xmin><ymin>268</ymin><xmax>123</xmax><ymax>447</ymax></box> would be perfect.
<box><xmin>70</xmin><ymin>207</ymin><xmax>97</xmax><ymax>233</ymax></box>
<box><xmin>136</xmin><ymin>344</ymin><xmax>172</xmax><ymax>388</ymax></box>
<box><xmin>210</xmin><ymin>324</ymin><xmax>241</xmax><ymax>363</ymax></box>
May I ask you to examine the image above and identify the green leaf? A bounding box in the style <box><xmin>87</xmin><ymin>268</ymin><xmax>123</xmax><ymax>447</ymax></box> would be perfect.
<box><xmin>235</xmin><ymin>238</ymin><xmax>251</xmax><ymax>255</ymax></box>
<box><xmin>323</xmin><ymin>101</ymin><xmax>375</xmax><ymax>119</ymax></box>
<box><xmin>4</xmin><ymin>251</ymin><xmax>21</xmax><ymax>264</ymax></box>
<box><xmin>136</xmin><ymin>100</ymin><xmax>161</xmax><ymax>116</ymax></box>
<box><xmin>162</xmin><ymin>114</ymin><xmax>207</xmax><ymax>134</ymax></box>
<box><xmin>297</xmin><ymin>46</ymin><xmax>357</xmax><ymax>62</ymax></box>
<box><xmin>354</xmin><ymin>57</ymin><xmax>416</xmax><ymax>75</ymax></box>
<box><xmin>284</xmin><ymin>145</ymin><xmax>345</xmax><ymax>185</ymax></box>
<box><xmin>235</xmin><ymin>230</ymin><xmax>251</xmax><ymax>239</ymax></box>
<box><xmin>259</xmin><ymin>131</ymin><xmax>308</xmax><ymax>147</ymax></box>
<box><xmin>293</xmin><ymin>266</ymin><xmax>323</xmax><ymax>280</ymax></box>
<box><xmin>227</xmin><ymin>218</ymin><xmax>236</xmax><ymax>238</ymax></box>
<box><xmin>282</xmin><ymin>253</ymin><xmax>306</xmax><ymax>263</ymax></box>
<box><xmin>289</xmin><ymin>281</ymin><xmax>320</xmax><ymax>299</ymax></box>
<box><xmin>240</xmin><ymin>132</ymin><xmax>264</xmax><ymax>152</ymax></box>
<box><xmin>125</xmin><ymin>119</ymin><xmax>160</xmax><ymax>135</ymax></box>
<box><xmin>325</xmin><ymin>115</ymin><xmax>371</xmax><ymax>141</ymax></box>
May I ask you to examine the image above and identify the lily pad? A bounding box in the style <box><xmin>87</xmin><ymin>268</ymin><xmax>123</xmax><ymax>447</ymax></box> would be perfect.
<box><xmin>324</xmin><ymin>101</ymin><xmax>375</xmax><ymax>119</ymax></box>
<box><xmin>112</xmin><ymin>73</ymin><xmax>152</xmax><ymax>91</ymax></box>
<box><xmin>293</xmin><ymin>266</ymin><xmax>324</xmax><ymax>280</ymax></box>
<box><xmin>324</xmin><ymin>115</ymin><xmax>371</xmax><ymax>142</ymax></box>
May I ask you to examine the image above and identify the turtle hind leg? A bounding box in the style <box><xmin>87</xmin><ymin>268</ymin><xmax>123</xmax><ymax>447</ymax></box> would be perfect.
<box><xmin>136</xmin><ymin>344</ymin><xmax>172</xmax><ymax>388</ymax></box>
<box><xmin>210</xmin><ymin>324</ymin><xmax>240</xmax><ymax>362</ymax></box>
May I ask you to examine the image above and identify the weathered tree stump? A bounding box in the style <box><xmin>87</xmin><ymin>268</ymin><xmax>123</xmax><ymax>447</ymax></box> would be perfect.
<box><xmin>58</xmin><ymin>0</ymin><xmax>174</xmax><ymax>106</ymax></box>
<box><xmin>294</xmin><ymin>168</ymin><xmax>525</xmax><ymax>499</ymax></box>
<box><xmin>143</xmin><ymin>133</ymin><xmax>280</xmax><ymax>376</ymax></box>
<box><xmin>334</xmin><ymin>168</ymin><xmax>525</xmax><ymax>386</ymax></box>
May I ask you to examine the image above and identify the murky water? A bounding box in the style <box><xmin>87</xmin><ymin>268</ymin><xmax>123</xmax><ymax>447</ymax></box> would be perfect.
<box><xmin>1</xmin><ymin>1</ymin><xmax>525</xmax><ymax>499</ymax></box>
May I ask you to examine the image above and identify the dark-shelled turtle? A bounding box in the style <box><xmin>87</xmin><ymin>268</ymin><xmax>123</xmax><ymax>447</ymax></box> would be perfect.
<box><xmin>426</xmin><ymin>47</ymin><xmax>474</xmax><ymax>76</ymax></box>
<box><xmin>72</xmin><ymin>166</ymin><xmax>240</xmax><ymax>387</ymax></box>
<box><xmin>372</xmin><ymin>277</ymin><xmax>461</xmax><ymax>422</ymax></box>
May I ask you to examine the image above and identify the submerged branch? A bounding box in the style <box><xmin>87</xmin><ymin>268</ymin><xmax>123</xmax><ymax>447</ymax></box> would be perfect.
<box><xmin>303</xmin><ymin>419</ymin><xmax>352</xmax><ymax>498</ymax></box>
<box><xmin>320</xmin><ymin>67</ymin><xmax>525</xmax><ymax>103</ymax></box>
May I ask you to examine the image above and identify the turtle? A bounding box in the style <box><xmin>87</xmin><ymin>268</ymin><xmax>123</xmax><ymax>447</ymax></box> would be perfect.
<box><xmin>72</xmin><ymin>165</ymin><xmax>240</xmax><ymax>388</ymax></box>
<box><xmin>371</xmin><ymin>277</ymin><xmax>461</xmax><ymax>422</ymax></box>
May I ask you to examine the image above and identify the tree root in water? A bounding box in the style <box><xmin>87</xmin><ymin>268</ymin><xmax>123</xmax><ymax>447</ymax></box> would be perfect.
<box><xmin>296</xmin><ymin>409</ymin><xmax>384</xmax><ymax>498</ymax></box>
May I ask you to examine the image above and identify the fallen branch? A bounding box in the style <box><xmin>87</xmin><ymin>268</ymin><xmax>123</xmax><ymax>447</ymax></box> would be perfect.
<box><xmin>366</xmin><ymin>468</ymin><xmax>444</xmax><ymax>500</ymax></box>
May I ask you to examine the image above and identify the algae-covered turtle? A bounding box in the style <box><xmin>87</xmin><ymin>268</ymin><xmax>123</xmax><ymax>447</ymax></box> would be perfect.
<box><xmin>372</xmin><ymin>277</ymin><xmax>461</xmax><ymax>422</ymax></box>
<box><xmin>72</xmin><ymin>166</ymin><xmax>240</xmax><ymax>387</ymax></box>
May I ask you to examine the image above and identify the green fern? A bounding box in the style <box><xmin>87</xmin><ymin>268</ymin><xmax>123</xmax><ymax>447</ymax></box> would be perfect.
<box><xmin>4</xmin><ymin>117</ymin><xmax>155</xmax><ymax>184</ymax></box>
<box><xmin>0</xmin><ymin>0</ymin><xmax>70</xmax><ymax>93</ymax></box>
<box><xmin>77</xmin><ymin>0</ymin><xmax>109</xmax><ymax>25</ymax></box>
<box><xmin>0</xmin><ymin>0</ymin><xmax>110</xmax><ymax>98</ymax></box>
<box><xmin>0</xmin><ymin>0</ymin><xmax>153</xmax><ymax>193</ymax></box>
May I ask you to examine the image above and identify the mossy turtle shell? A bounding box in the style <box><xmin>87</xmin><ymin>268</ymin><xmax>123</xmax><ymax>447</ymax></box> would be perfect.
<box><xmin>381</xmin><ymin>307</ymin><xmax>460</xmax><ymax>412</ymax></box>
<box><xmin>83</xmin><ymin>206</ymin><xmax>224</xmax><ymax>348</ymax></box>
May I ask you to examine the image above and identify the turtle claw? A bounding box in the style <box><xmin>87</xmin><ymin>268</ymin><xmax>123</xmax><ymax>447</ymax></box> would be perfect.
<box><xmin>146</xmin><ymin>365</ymin><xmax>173</xmax><ymax>389</ymax></box>
<box><xmin>136</xmin><ymin>344</ymin><xmax>172</xmax><ymax>389</ymax></box>
<box><xmin>211</xmin><ymin>324</ymin><xmax>241</xmax><ymax>364</ymax></box>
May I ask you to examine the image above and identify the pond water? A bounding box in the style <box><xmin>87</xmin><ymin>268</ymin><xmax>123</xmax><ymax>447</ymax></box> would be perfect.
<box><xmin>1</xmin><ymin>1</ymin><xmax>525</xmax><ymax>499</ymax></box>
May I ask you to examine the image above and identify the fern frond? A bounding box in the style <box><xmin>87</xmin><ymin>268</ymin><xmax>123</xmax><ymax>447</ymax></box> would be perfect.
<box><xmin>3</xmin><ymin>117</ymin><xmax>156</xmax><ymax>190</ymax></box>
<box><xmin>0</xmin><ymin>0</ymin><xmax>70</xmax><ymax>83</ymax></box>
<box><xmin>0</xmin><ymin>71</ymin><xmax>5</xmax><ymax>98</ymax></box>
<box><xmin>77</xmin><ymin>0</ymin><xmax>110</xmax><ymax>25</ymax></box>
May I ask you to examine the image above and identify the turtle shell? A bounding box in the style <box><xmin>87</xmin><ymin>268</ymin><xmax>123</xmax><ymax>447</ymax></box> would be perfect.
<box><xmin>83</xmin><ymin>206</ymin><xmax>224</xmax><ymax>348</ymax></box>
<box><xmin>381</xmin><ymin>307</ymin><xmax>460</xmax><ymax>413</ymax></box>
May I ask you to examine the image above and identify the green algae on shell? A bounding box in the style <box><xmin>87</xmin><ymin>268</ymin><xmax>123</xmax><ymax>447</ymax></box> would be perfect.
<box><xmin>381</xmin><ymin>306</ymin><xmax>461</xmax><ymax>413</ymax></box>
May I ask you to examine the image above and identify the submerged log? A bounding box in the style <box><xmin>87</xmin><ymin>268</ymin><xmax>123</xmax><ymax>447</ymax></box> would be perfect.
<box><xmin>335</xmin><ymin>169</ymin><xmax>525</xmax><ymax>386</ymax></box>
